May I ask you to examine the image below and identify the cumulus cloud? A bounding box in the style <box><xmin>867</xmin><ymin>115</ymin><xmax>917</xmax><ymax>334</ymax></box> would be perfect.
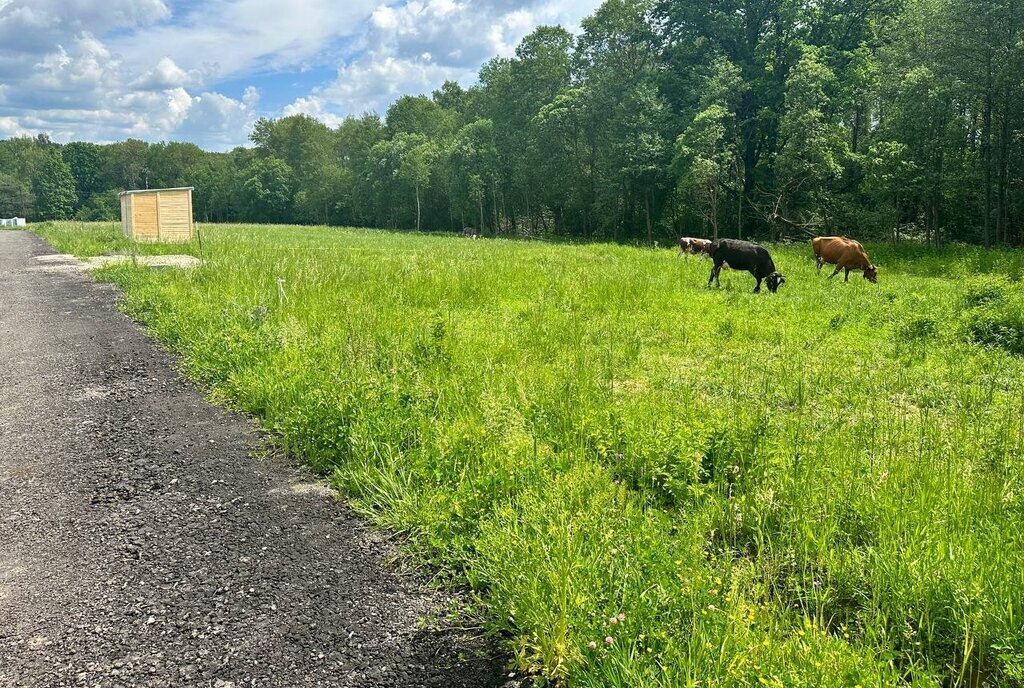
<box><xmin>0</xmin><ymin>115</ymin><xmax>32</xmax><ymax>138</ymax></box>
<box><xmin>0</xmin><ymin>0</ymin><xmax>264</xmax><ymax>148</ymax></box>
<box><xmin>169</xmin><ymin>90</ymin><xmax>261</xmax><ymax>148</ymax></box>
<box><xmin>108</xmin><ymin>0</ymin><xmax>377</xmax><ymax>81</ymax></box>
<box><xmin>286</xmin><ymin>0</ymin><xmax>603</xmax><ymax>123</ymax></box>
<box><xmin>314</xmin><ymin>54</ymin><xmax>467</xmax><ymax>118</ymax></box>
<box><xmin>132</xmin><ymin>57</ymin><xmax>203</xmax><ymax>90</ymax></box>
<box><xmin>0</xmin><ymin>0</ymin><xmax>603</xmax><ymax>148</ymax></box>
<box><xmin>0</xmin><ymin>0</ymin><xmax>168</xmax><ymax>57</ymax></box>
<box><xmin>282</xmin><ymin>96</ymin><xmax>346</xmax><ymax>128</ymax></box>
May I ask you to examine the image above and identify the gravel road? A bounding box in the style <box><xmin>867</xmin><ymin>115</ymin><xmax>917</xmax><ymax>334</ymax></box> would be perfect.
<box><xmin>0</xmin><ymin>231</ymin><xmax>511</xmax><ymax>687</ymax></box>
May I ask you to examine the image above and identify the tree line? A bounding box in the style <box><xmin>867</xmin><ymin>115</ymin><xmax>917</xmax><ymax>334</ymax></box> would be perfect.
<box><xmin>2</xmin><ymin>0</ymin><xmax>1023</xmax><ymax>247</ymax></box>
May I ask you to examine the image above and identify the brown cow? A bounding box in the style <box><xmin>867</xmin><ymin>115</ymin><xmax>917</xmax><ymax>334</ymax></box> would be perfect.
<box><xmin>678</xmin><ymin>237</ymin><xmax>713</xmax><ymax>257</ymax></box>
<box><xmin>812</xmin><ymin>236</ymin><xmax>878</xmax><ymax>283</ymax></box>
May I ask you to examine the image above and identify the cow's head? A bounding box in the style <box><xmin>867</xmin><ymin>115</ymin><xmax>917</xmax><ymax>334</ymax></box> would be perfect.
<box><xmin>864</xmin><ymin>264</ymin><xmax>879</xmax><ymax>283</ymax></box>
<box><xmin>766</xmin><ymin>272</ymin><xmax>786</xmax><ymax>293</ymax></box>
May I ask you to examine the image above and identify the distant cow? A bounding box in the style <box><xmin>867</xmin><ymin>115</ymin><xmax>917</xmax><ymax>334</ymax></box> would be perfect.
<box><xmin>462</xmin><ymin>227</ymin><xmax>480</xmax><ymax>239</ymax></box>
<box><xmin>678</xmin><ymin>237</ymin><xmax>713</xmax><ymax>257</ymax></box>
<box><xmin>812</xmin><ymin>236</ymin><xmax>878</xmax><ymax>283</ymax></box>
<box><xmin>707</xmin><ymin>239</ymin><xmax>785</xmax><ymax>293</ymax></box>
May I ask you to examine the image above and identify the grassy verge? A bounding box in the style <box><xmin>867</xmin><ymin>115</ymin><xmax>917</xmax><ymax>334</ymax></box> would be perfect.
<box><xmin>34</xmin><ymin>222</ymin><xmax>1024</xmax><ymax>686</ymax></box>
<box><xmin>23</xmin><ymin>221</ymin><xmax>203</xmax><ymax>258</ymax></box>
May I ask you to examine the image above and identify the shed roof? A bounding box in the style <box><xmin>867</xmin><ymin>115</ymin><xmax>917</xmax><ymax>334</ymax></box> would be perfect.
<box><xmin>119</xmin><ymin>187</ymin><xmax>194</xmax><ymax>196</ymax></box>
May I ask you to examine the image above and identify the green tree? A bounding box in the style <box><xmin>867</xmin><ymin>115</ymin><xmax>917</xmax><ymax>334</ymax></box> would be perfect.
<box><xmin>674</xmin><ymin>105</ymin><xmax>740</xmax><ymax>239</ymax></box>
<box><xmin>34</xmin><ymin>149</ymin><xmax>78</xmax><ymax>221</ymax></box>
<box><xmin>397</xmin><ymin>135</ymin><xmax>437</xmax><ymax>232</ymax></box>
<box><xmin>74</xmin><ymin>190</ymin><xmax>120</xmax><ymax>221</ymax></box>
<box><xmin>386</xmin><ymin>96</ymin><xmax>456</xmax><ymax>139</ymax></box>
<box><xmin>240</xmin><ymin>157</ymin><xmax>295</xmax><ymax>222</ymax></box>
<box><xmin>863</xmin><ymin>141</ymin><xmax>920</xmax><ymax>240</ymax></box>
<box><xmin>450</xmin><ymin>120</ymin><xmax>499</xmax><ymax>234</ymax></box>
<box><xmin>772</xmin><ymin>49</ymin><xmax>850</xmax><ymax>235</ymax></box>
<box><xmin>0</xmin><ymin>173</ymin><xmax>34</xmax><ymax>218</ymax></box>
<box><xmin>62</xmin><ymin>142</ymin><xmax>106</xmax><ymax>210</ymax></box>
<box><xmin>106</xmin><ymin>139</ymin><xmax>151</xmax><ymax>189</ymax></box>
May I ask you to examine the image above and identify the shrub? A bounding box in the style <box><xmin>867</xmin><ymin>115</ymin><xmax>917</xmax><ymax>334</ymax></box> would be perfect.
<box><xmin>964</xmin><ymin>301</ymin><xmax>1024</xmax><ymax>355</ymax></box>
<box><xmin>962</xmin><ymin>275</ymin><xmax>1010</xmax><ymax>308</ymax></box>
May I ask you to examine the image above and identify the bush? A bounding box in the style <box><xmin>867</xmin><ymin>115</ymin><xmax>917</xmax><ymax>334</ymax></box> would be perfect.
<box><xmin>963</xmin><ymin>275</ymin><xmax>1010</xmax><ymax>309</ymax></box>
<box><xmin>964</xmin><ymin>301</ymin><xmax>1024</xmax><ymax>355</ymax></box>
<box><xmin>75</xmin><ymin>190</ymin><xmax>120</xmax><ymax>222</ymax></box>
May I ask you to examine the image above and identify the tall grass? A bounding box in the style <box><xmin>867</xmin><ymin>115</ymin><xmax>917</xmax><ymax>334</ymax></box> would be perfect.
<box><xmin>35</xmin><ymin>222</ymin><xmax>1024</xmax><ymax>686</ymax></box>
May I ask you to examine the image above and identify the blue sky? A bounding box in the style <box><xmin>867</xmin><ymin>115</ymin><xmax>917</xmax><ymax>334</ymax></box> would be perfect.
<box><xmin>0</xmin><ymin>0</ymin><xmax>603</xmax><ymax>150</ymax></box>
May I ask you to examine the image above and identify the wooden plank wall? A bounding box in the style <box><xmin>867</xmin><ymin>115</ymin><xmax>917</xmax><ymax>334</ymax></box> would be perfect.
<box><xmin>156</xmin><ymin>190</ymin><xmax>193</xmax><ymax>241</ymax></box>
<box><xmin>132</xmin><ymin>193</ymin><xmax>159</xmax><ymax>241</ymax></box>
<box><xmin>120</xmin><ymin>194</ymin><xmax>131</xmax><ymax>237</ymax></box>
<box><xmin>123</xmin><ymin>189</ymin><xmax>193</xmax><ymax>242</ymax></box>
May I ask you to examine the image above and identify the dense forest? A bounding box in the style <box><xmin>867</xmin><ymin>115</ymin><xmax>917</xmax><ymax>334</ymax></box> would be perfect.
<box><xmin>2</xmin><ymin>0</ymin><xmax>1023</xmax><ymax>246</ymax></box>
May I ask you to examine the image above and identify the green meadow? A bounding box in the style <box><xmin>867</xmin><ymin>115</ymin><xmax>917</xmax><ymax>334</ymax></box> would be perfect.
<box><xmin>32</xmin><ymin>222</ymin><xmax>1024</xmax><ymax>686</ymax></box>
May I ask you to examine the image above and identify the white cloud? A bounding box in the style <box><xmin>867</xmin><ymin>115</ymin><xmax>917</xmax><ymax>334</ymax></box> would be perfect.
<box><xmin>324</xmin><ymin>53</ymin><xmax>466</xmax><ymax>115</ymax></box>
<box><xmin>0</xmin><ymin>115</ymin><xmax>32</xmax><ymax>138</ymax></box>
<box><xmin>283</xmin><ymin>96</ymin><xmax>345</xmax><ymax>127</ymax></box>
<box><xmin>132</xmin><ymin>56</ymin><xmax>202</xmax><ymax>90</ymax></box>
<box><xmin>242</xmin><ymin>85</ymin><xmax>260</xmax><ymax>108</ymax></box>
<box><xmin>176</xmin><ymin>90</ymin><xmax>260</xmax><ymax>148</ymax></box>
<box><xmin>302</xmin><ymin>0</ymin><xmax>603</xmax><ymax>120</ymax></box>
<box><xmin>0</xmin><ymin>0</ymin><xmax>604</xmax><ymax>147</ymax></box>
<box><xmin>0</xmin><ymin>1</ymin><xmax>266</xmax><ymax>148</ymax></box>
<box><xmin>30</xmin><ymin>35</ymin><xmax>117</xmax><ymax>96</ymax></box>
<box><xmin>108</xmin><ymin>0</ymin><xmax>377</xmax><ymax>83</ymax></box>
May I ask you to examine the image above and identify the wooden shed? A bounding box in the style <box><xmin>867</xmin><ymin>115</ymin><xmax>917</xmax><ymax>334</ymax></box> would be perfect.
<box><xmin>119</xmin><ymin>187</ymin><xmax>194</xmax><ymax>242</ymax></box>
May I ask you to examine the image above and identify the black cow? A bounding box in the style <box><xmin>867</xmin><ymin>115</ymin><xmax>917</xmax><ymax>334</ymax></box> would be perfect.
<box><xmin>707</xmin><ymin>239</ymin><xmax>785</xmax><ymax>293</ymax></box>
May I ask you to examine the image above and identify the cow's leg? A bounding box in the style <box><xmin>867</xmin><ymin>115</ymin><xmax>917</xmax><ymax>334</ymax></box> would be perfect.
<box><xmin>844</xmin><ymin>268</ymin><xmax>850</xmax><ymax>282</ymax></box>
<box><xmin>753</xmin><ymin>276</ymin><xmax>762</xmax><ymax>293</ymax></box>
<box><xmin>829</xmin><ymin>265</ymin><xmax>842</xmax><ymax>279</ymax></box>
<box><xmin>707</xmin><ymin>263</ymin><xmax>723</xmax><ymax>287</ymax></box>
<box><xmin>816</xmin><ymin>256</ymin><xmax>824</xmax><ymax>271</ymax></box>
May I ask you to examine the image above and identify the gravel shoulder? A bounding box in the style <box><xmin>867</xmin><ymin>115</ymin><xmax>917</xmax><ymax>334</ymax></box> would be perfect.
<box><xmin>0</xmin><ymin>230</ymin><xmax>511</xmax><ymax>687</ymax></box>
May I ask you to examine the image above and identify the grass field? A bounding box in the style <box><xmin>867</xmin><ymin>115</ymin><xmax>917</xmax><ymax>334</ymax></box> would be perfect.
<box><xmin>30</xmin><ymin>221</ymin><xmax>1024</xmax><ymax>686</ymax></box>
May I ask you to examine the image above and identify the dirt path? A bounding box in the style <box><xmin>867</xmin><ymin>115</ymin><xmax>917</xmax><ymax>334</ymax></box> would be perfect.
<box><xmin>0</xmin><ymin>231</ymin><xmax>510</xmax><ymax>687</ymax></box>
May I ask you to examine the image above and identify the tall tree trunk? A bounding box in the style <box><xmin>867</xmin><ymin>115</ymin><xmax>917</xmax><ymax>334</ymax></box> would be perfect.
<box><xmin>415</xmin><ymin>184</ymin><xmax>421</xmax><ymax>233</ymax></box>
<box><xmin>997</xmin><ymin>91</ymin><xmax>1010</xmax><ymax>245</ymax></box>
<box><xmin>644</xmin><ymin>188</ymin><xmax>653</xmax><ymax>245</ymax></box>
<box><xmin>493</xmin><ymin>179</ymin><xmax>499</xmax><ymax>237</ymax></box>
<box><xmin>983</xmin><ymin>69</ymin><xmax>993</xmax><ymax>249</ymax></box>
<box><xmin>712</xmin><ymin>187</ymin><xmax>719</xmax><ymax>241</ymax></box>
<box><xmin>736</xmin><ymin>185</ymin><xmax>742</xmax><ymax>240</ymax></box>
<box><xmin>851</xmin><ymin>104</ymin><xmax>862</xmax><ymax>154</ymax></box>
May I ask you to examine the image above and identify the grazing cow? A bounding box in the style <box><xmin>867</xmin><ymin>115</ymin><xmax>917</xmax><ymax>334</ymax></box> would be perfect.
<box><xmin>678</xmin><ymin>237</ymin><xmax>713</xmax><ymax>257</ymax></box>
<box><xmin>707</xmin><ymin>238</ymin><xmax>785</xmax><ymax>293</ymax></box>
<box><xmin>462</xmin><ymin>227</ymin><xmax>480</xmax><ymax>239</ymax></box>
<box><xmin>812</xmin><ymin>236</ymin><xmax>878</xmax><ymax>283</ymax></box>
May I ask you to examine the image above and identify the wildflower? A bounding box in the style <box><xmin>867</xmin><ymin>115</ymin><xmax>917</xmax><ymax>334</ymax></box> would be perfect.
<box><xmin>604</xmin><ymin>636</ymin><xmax>614</xmax><ymax>645</ymax></box>
<box><xmin>614</xmin><ymin>452</ymin><xmax>623</xmax><ymax>460</ymax></box>
<box><xmin>617</xmin><ymin>613</ymin><xmax>626</xmax><ymax>622</ymax></box>
<box><xmin>587</xmin><ymin>641</ymin><xmax>597</xmax><ymax>650</ymax></box>
<box><xmin>609</xmin><ymin>616</ymin><xmax>618</xmax><ymax>625</ymax></box>
<box><xmin>812</xmin><ymin>579</ymin><xmax>821</xmax><ymax>588</ymax></box>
